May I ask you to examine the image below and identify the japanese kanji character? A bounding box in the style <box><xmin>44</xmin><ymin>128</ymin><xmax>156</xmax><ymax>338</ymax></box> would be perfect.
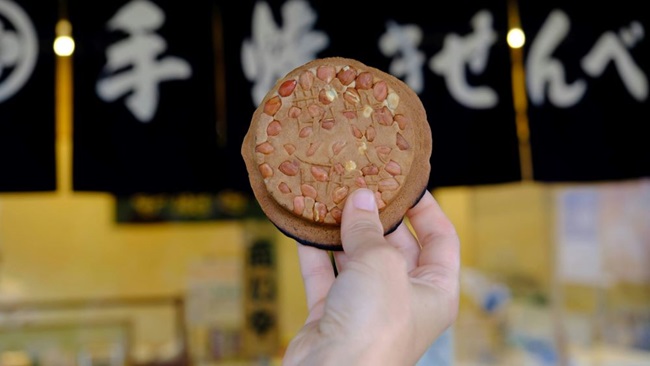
<box><xmin>241</xmin><ymin>0</ymin><xmax>329</xmax><ymax>105</ymax></box>
<box><xmin>96</xmin><ymin>0</ymin><xmax>192</xmax><ymax>123</ymax></box>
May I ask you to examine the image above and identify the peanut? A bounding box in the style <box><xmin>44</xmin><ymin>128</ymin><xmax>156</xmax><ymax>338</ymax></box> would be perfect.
<box><xmin>288</xmin><ymin>106</ymin><xmax>302</xmax><ymax>119</ymax></box>
<box><xmin>361</xmin><ymin>164</ymin><xmax>379</xmax><ymax>176</ymax></box>
<box><xmin>385</xmin><ymin>160</ymin><xmax>401</xmax><ymax>175</ymax></box>
<box><xmin>293</xmin><ymin>196</ymin><xmax>305</xmax><ymax>215</ymax></box>
<box><xmin>301</xmin><ymin>184</ymin><xmax>318</xmax><ymax>199</ymax></box>
<box><xmin>311</xmin><ymin>166</ymin><xmax>329</xmax><ymax>182</ymax></box>
<box><xmin>375</xmin><ymin>106</ymin><xmax>393</xmax><ymax>126</ymax></box>
<box><xmin>313</xmin><ymin>202</ymin><xmax>327</xmax><ymax>222</ymax></box>
<box><xmin>278</xmin><ymin>182</ymin><xmax>291</xmax><ymax>194</ymax></box>
<box><xmin>396</xmin><ymin>133</ymin><xmax>410</xmax><ymax>150</ymax></box>
<box><xmin>266</xmin><ymin>120</ymin><xmax>282</xmax><ymax>136</ymax></box>
<box><xmin>343</xmin><ymin>88</ymin><xmax>360</xmax><ymax>105</ymax></box>
<box><xmin>255</xmin><ymin>142</ymin><xmax>274</xmax><ymax>154</ymax></box>
<box><xmin>279</xmin><ymin>79</ymin><xmax>297</xmax><ymax>97</ymax></box>
<box><xmin>343</xmin><ymin>111</ymin><xmax>357</xmax><ymax>119</ymax></box>
<box><xmin>351</xmin><ymin>125</ymin><xmax>363</xmax><ymax>139</ymax></box>
<box><xmin>299</xmin><ymin>126</ymin><xmax>313</xmax><ymax>138</ymax></box>
<box><xmin>279</xmin><ymin>160</ymin><xmax>300</xmax><ymax>176</ymax></box>
<box><xmin>332</xmin><ymin>186</ymin><xmax>349</xmax><ymax>204</ymax></box>
<box><xmin>321</xmin><ymin>118</ymin><xmax>335</xmax><ymax>130</ymax></box>
<box><xmin>259</xmin><ymin>163</ymin><xmax>273</xmax><ymax>178</ymax></box>
<box><xmin>337</xmin><ymin>67</ymin><xmax>357</xmax><ymax>85</ymax></box>
<box><xmin>376</xmin><ymin>146</ymin><xmax>392</xmax><ymax>162</ymax></box>
<box><xmin>306</xmin><ymin>142</ymin><xmax>321</xmax><ymax>156</ymax></box>
<box><xmin>284</xmin><ymin>144</ymin><xmax>296</xmax><ymax>155</ymax></box>
<box><xmin>378</xmin><ymin>178</ymin><xmax>399</xmax><ymax>191</ymax></box>
<box><xmin>308</xmin><ymin>104</ymin><xmax>324</xmax><ymax>118</ymax></box>
<box><xmin>373</xmin><ymin>80</ymin><xmax>388</xmax><ymax>102</ymax></box>
<box><xmin>319</xmin><ymin>88</ymin><xmax>333</xmax><ymax>105</ymax></box>
<box><xmin>355</xmin><ymin>177</ymin><xmax>367</xmax><ymax>188</ymax></box>
<box><xmin>331</xmin><ymin>141</ymin><xmax>347</xmax><ymax>155</ymax></box>
<box><xmin>264</xmin><ymin>96</ymin><xmax>281</xmax><ymax>116</ymax></box>
<box><xmin>329</xmin><ymin>207</ymin><xmax>342</xmax><ymax>223</ymax></box>
<box><xmin>356</xmin><ymin>72</ymin><xmax>373</xmax><ymax>89</ymax></box>
<box><xmin>334</xmin><ymin>163</ymin><xmax>345</xmax><ymax>175</ymax></box>
<box><xmin>394</xmin><ymin>114</ymin><xmax>409</xmax><ymax>130</ymax></box>
<box><xmin>299</xmin><ymin>71</ymin><xmax>314</xmax><ymax>90</ymax></box>
<box><xmin>375</xmin><ymin>191</ymin><xmax>387</xmax><ymax>210</ymax></box>
<box><xmin>365</xmin><ymin>126</ymin><xmax>376</xmax><ymax>142</ymax></box>
<box><xmin>317</xmin><ymin>65</ymin><xmax>336</xmax><ymax>83</ymax></box>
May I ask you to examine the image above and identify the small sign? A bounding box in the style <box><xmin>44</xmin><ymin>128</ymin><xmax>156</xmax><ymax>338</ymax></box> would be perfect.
<box><xmin>555</xmin><ymin>187</ymin><xmax>606</xmax><ymax>286</ymax></box>
<box><xmin>115</xmin><ymin>191</ymin><xmax>264</xmax><ymax>223</ymax></box>
<box><xmin>241</xmin><ymin>220</ymin><xmax>280</xmax><ymax>359</ymax></box>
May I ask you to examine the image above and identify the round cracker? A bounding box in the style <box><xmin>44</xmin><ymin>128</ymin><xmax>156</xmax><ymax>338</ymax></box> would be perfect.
<box><xmin>241</xmin><ymin>57</ymin><xmax>431</xmax><ymax>250</ymax></box>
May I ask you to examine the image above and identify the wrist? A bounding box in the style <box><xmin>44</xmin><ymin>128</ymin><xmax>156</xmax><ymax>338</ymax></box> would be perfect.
<box><xmin>313</xmin><ymin>334</ymin><xmax>407</xmax><ymax>366</ymax></box>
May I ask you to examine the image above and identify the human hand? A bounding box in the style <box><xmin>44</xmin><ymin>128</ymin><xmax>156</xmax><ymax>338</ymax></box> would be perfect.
<box><xmin>283</xmin><ymin>188</ymin><xmax>461</xmax><ymax>366</ymax></box>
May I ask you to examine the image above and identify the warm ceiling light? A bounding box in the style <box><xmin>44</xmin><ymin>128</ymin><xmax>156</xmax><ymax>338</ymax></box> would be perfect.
<box><xmin>54</xmin><ymin>35</ymin><xmax>75</xmax><ymax>56</ymax></box>
<box><xmin>54</xmin><ymin>19</ymin><xmax>75</xmax><ymax>57</ymax></box>
<box><xmin>507</xmin><ymin>27</ymin><xmax>526</xmax><ymax>49</ymax></box>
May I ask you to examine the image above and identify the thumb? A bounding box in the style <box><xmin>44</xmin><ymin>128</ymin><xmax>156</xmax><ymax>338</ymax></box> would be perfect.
<box><xmin>340</xmin><ymin>188</ymin><xmax>385</xmax><ymax>255</ymax></box>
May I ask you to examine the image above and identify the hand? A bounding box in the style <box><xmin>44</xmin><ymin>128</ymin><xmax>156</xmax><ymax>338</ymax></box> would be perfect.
<box><xmin>283</xmin><ymin>188</ymin><xmax>461</xmax><ymax>366</ymax></box>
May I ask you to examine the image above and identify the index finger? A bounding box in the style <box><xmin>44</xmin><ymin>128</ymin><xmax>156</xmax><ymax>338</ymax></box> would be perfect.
<box><xmin>407</xmin><ymin>191</ymin><xmax>460</xmax><ymax>281</ymax></box>
<box><xmin>297</xmin><ymin>243</ymin><xmax>336</xmax><ymax>323</ymax></box>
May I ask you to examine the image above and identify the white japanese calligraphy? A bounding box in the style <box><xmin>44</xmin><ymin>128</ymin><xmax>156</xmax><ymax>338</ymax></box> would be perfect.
<box><xmin>527</xmin><ymin>10</ymin><xmax>588</xmax><ymax>107</ymax></box>
<box><xmin>241</xmin><ymin>0</ymin><xmax>329</xmax><ymax>106</ymax></box>
<box><xmin>379</xmin><ymin>20</ymin><xmax>426</xmax><ymax>94</ymax></box>
<box><xmin>581</xmin><ymin>21</ymin><xmax>647</xmax><ymax>102</ymax></box>
<box><xmin>96</xmin><ymin>0</ymin><xmax>192</xmax><ymax>123</ymax></box>
<box><xmin>0</xmin><ymin>0</ymin><xmax>37</xmax><ymax>103</ymax></box>
<box><xmin>429</xmin><ymin>10</ymin><xmax>498</xmax><ymax>109</ymax></box>
<box><xmin>527</xmin><ymin>9</ymin><xmax>647</xmax><ymax>107</ymax></box>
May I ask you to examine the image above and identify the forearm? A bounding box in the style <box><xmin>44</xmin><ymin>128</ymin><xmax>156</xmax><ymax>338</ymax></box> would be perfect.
<box><xmin>283</xmin><ymin>331</ymin><xmax>413</xmax><ymax>366</ymax></box>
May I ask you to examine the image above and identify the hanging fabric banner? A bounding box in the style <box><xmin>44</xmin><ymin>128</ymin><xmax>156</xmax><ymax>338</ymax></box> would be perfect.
<box><xmin>70</xmin><ymin>0</ymin><xmax>225</xmax><ymax>195</ymax></box>
<box><xmin>0</xmin><ymin>0</ymin><xmax>56</xmax><ymax>192</ymax></box>
<box><xmin>71</xmin><ymin>0</ymin><xmax>520</xmax><ymax>196</ymax></box>
<box><xmin>520</xmin><ymin>1</ymin><xmax>650</xmax><ymax>182</ymax></box>
<box><xmin>219</xmin><ymin>0</ymin><xmax>521</xmax><ymax>190</ymax></box>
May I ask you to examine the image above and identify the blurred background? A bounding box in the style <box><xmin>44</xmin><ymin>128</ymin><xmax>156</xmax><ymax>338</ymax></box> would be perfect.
<box><xmin>0</xmin><ymin>0</ymin><xmax>648</xmax><ymax>365</ymax></box>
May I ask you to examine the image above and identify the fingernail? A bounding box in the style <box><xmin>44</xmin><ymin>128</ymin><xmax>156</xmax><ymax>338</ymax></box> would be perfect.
<box><xmin>352</xmin><ymin>189</ymin><xmax>376</xmax><ymax>211</ymax></box>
